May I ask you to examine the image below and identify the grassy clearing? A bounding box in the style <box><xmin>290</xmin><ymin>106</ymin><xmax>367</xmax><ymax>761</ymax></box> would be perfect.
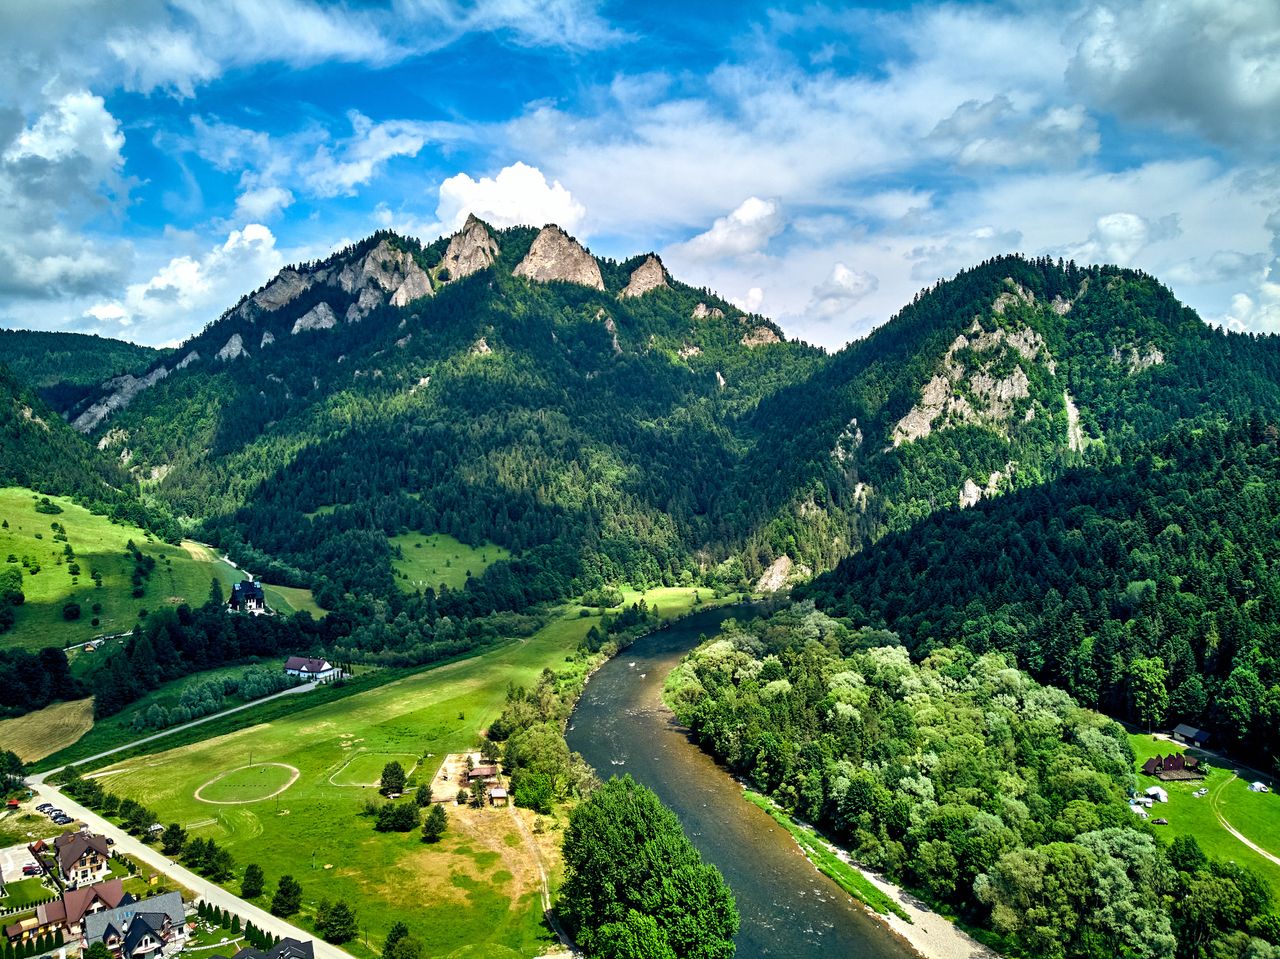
<box><xmin>181</xmin><ymin>542</ymin><xmax>325</xmax><ymax>619</ymax></box>
<box><xmin>329</xmin><ymin>751</ymin><xmax>419</xmax><ymax>787</ymax></box>
<box><xmin>741</xmin><ymin>789</ymin><xmax>911</xmax><ymax>922</ymax></box>
<box><xmin>390</xmin><ymin>533</ymin><xmax>510</xmax><ymax>593</ymax></box>
<box><xmin>86</xmin><ymin>588</ymin><xmax>708</xmax><ymax>959</ymax></box>
<box><xmin>0</xmin><ymin>878</ymin><xmax>53</xmax><ymax>909</ymax></box>
<box><xmin>0</xmin><ymin>811</ymin><xmax>52</xmax><ymax>848</ymax></box>
<box><xmin>0</xmin><ymin>487</ymin><xmax>232</xmax><ymax>652</ymax></box>
<box><xmin>1129</xmin><ymin>735</ymin><xmax>1280</xmax><ymax>892</ymax></box>
<box><xmin>197</xmin><ymin>764</ymin><xmax>299</xmax><ymax>803</ymax></box>
<box><xmin>0</xmin><ymin>697</ymin><xmax>94</xmax><ymax>762</ymax></box>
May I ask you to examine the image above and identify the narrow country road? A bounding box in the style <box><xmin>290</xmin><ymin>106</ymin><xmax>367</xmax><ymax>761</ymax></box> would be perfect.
<box><xmin>21</xmin><ymin>779</ymin><xmax>354</xmax><ymax>959</ymax></box>
<box><xmin>33</xmin><ymin>683</ymin><xmax>315</xmax><ymax>778</ymax></box>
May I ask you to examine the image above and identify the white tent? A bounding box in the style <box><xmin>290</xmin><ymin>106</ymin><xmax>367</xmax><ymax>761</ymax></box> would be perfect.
<box><xmin>1145</xmin><ymin>786</ymin><xmax>1169</xmax><ymax>803</ymax></box>
<box><xmin>1249</xmin><ymin>782</ymin><xmax>1270</xmax><ymax>793</ymax></box>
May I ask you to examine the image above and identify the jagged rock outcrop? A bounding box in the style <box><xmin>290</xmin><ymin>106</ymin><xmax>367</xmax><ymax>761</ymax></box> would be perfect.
<box><xmin>345</xmin><ymin>287</ymin><xmax>382</xmax><ymax>323</ymax></box>
<box><xmin>513</xmin><ymin>225</ymin><xmax>604</xmax><ymax>290</ymax></box>
<box><xmin>603</xmin><ymin>317</ymin><xmax>622</xmax><ymax>355</ymax></box>
<box><xmin>754</xmin><ymin>555</ymin><xmax>813</xmax><ymax>592</ymax></box>
<box><xmin>292</xmin><ymin>303</ymin><xmax>337</xmax><ymax>335</ymax></box>
<box><xmin>176</xmin><ymin>351</ymin><xmax>200</xmax><ymax>370</ymax></box>
<box><xmin>992</xmin><ymin>280</ymin><xmax>1035</xmax><ymax>314</ymax></box>
<box><xmin>336</xmin><ymin>239</ymin><xmax>434</xmax><ymax>303</ymax></box>
<box><xmin>441</xmin><ymin>214</ymin><xmax>500</xmax><ymax>280</ymax></box>
<box><xmin>216</xmin><ymin>333</ymin><xmax>247</xmax><ymax>361</ymax></box>
<box><xmin>715</xmin><ymin>371</ymin><xmax>726</xmax><ymax>390</ymax></box>
<box><xmin>891</xmin><ymin>319</ymin><xmax>1052</xmax><ymax>446</ymax></box>
<box><xmin>619</xmin><ymin>255</ymin><xmax>668</xmax><ymax>299</ymax></box>
<box><xmin>1112</xmin><ymin>344</ymin><xmax>1165</xmax><ymax>373</ymax></box>
<box><xmin>831</xmin><ymin>418</ymin><xmax>862</xmax><ymax>463</ymax></box>
<box><xmin>678</xmin><ymin>343</ymin><xmax>702</xmax><ymax>358</ymax></box>
<box><xmin>260</xmin><ymin>331</ymin><xmax>275</xmax><ymax>348</ymax></box>
<box><xmin>692</xmin><ymin>303</ymin><xmax>724</xmax><ymax>320</ymax></box>
<box><xmin>1064</xmin><ymin>392</ymin><xmax>1087</xmax><ymax>452</ymax></box>
<box><xmin>253</xmin><ymin>269</ymin><xmax>312</xmax><ymax>311</ymax></box>
<box><xmin>742</xmin><ymin>326</ymin><xmax>781</xmax><ymax>348</ymax></box>
<box><xmin>470</xmin><ymin>337</ymin><xmax>493</xmax><ymax>356</ymax></box>
<box><xmin>73</xmin><ymin>367</ymin><xmax>170</xmax><ymax>432</ymax></box>
<box><xmin>390</xmin><ymin>267</ymin><xmax>432</xmax><ymax>307</ymax></box>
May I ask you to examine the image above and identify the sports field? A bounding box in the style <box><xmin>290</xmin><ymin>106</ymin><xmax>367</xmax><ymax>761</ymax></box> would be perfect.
<box><xmin>390</xmin><ymin>532</ymin><xmax>510</xmax><ymax>593</ymax></box>
<box><xmin>1129</xmin><ymin>734</ymin><xmax>1280</xmax><ymax>892</ymax></box>
<box><xmin>87</xmin><ymin>589</ymin><xmax>709</xmax><ymax>959</ymax></box>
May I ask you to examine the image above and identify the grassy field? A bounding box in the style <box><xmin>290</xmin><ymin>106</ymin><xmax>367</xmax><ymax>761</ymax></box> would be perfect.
<box><xmin>1129</xmin><ymin>735</ymin><xmax>1280</xmax><ymax>892</ymax></box>
<box><xmin>0</xmin><ymin>487</ymin><xmax>236</xmax><ymax>652</ymax></box>
<box><xmin>0</xmin><ymin>697</ymin><xmax>94</xmax><ymax>762</ymax></box>
<box><xmin>0</xmin><ymin>810</ymin><xmax>57</xmax><ymax>847</ymax></box>
<box><xmin>86</xmin><ymin>588</ymin><xmax>710</xmax><ymax>959</ymax></box>
<box><xmin>181</xmin><ymin>542</ymin><xmax>325</xmax><ymax>619</ymax></box>
<box><xmin>390</xmin><ymin>533</ymin><xmax>510</xmax><ymax>593</ymax></box>
<box><xmin>0</xmin><ymin>877</ymin><xmax>52</xmax><ymax>909</ymax></box>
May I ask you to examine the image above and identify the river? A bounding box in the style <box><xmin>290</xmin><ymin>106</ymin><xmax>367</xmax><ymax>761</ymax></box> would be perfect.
<box><xmin>566</xmin><ymin>607</ymin><xmax>917</xmax><ymax>959</ymax></box>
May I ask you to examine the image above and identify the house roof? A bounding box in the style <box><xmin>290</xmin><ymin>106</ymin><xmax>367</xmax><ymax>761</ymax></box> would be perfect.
<box><xmin>83</xmin><ymin>892</ymin><xmax>184</xmax><ymax>945</ymax></box>
<box><xmin>214</xmin><ymin>937</ymin><xmax>316</xmax><ymax>959</ymax></box>
<box><xmin>469</xmin><ymin>765</ymin><xmax>498</xmax><ymax>779</ymax></box>
<box><xmin>232</xmin><ymin>580</ymin><xmax>265</xmax><ymax>602</ymax></box>
<box><xmin>54</xmin><ymin>831</ymin><xmax>110</xmax><ymax>874</ymax></box>
<box><xmin>283</xmin><ymin>656</ymin><xmax>332</xmax><ymax>673</ymax></box>
<box><xmin>1141</xmin><ymin>756</ymin><xmax>1160</xmax><ymax>774</ymax></box>
<box><xmin>1173</xmin><ymin>723</ymin><xmax>1209</xmax><ymax>743</ymax></box>
<box><xmin>48</xmin><ymin>878</ymin><xmax>126</xmax><ymax>926</ymax></box>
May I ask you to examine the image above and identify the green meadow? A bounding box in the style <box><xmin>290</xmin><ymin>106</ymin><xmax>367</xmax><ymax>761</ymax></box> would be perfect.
<box><xmin>83</xmin><ymin>588</ymin><xmax>709</xmax><ymax>959</ymax></box>
<box><xmin>389</xmin><ymin>532</ymin><xmax>510</xmax><ymax>593</ymax></box>
<box><xmin>0</xmin><ymin>487</ymin><xmax>230</xmax><ymax>652</ymax></box>
<box><xmin>1129</xmin><ymin>734</ymin><xmax>1280</xmax><ymax>893</ymax></box>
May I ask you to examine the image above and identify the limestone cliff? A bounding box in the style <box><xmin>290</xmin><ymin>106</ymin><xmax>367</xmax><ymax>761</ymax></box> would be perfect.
<box><xmin>441</xmin><ymin>214</ymin><xmax>500</xmax><ymax>280</ymax></box>
<box><xmin>513</xmin><ymin>225</ymin><xmax>604</xmax><ymax>290</ymax></box>
<box><xmin>619</xmin><ymin>255</ymin><xmax>668</xmax><ymax>299</ymax></box>
<box><xmin>292</xmin><ymin>302</ymin><xmax>338</xmax><ymax>335</ymax></box>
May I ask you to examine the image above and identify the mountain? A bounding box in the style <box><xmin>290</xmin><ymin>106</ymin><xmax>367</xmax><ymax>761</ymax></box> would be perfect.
<box><xmin>67</xmin><ymin>219</ymin><xmax>813</xmax><ymax>606</ymax></box>
<box><xmin>0</xmin><ymin>329</ymin><xmax>163</xmax><ymax>414</ymax></box>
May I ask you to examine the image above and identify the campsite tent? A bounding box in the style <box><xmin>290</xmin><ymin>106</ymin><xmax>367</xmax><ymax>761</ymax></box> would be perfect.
<box><xmin>1145</xmin><ymin>786</ymin><xmax>1169</xmax><ymax>803</ymax></box>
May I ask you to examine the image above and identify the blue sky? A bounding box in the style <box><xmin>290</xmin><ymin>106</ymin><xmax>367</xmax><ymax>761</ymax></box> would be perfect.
<box><xmin>0</xmin><ymin>0</ymin><xmax>1277</xmax><ymax>349</ymax></box>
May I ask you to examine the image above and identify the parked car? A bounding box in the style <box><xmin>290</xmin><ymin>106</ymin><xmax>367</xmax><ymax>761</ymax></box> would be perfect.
<box><xmin>1153</xmin><ymin>818</ymin><xmax>1169</xmax><ymax>825</ymax></box>
<box><xmin>35</xmin><ymin>803</ymin><xmax>53</xmax><ymax>813</ymax></box>
<box><xmin>53</xmin><ymin>816</ymin><xmax>72</xmax><ymax>825</ymax></box>
<box><xmin>22</xmin><ymin>864</ymin><xmax>41</xmax><ymax>876</ymax></box>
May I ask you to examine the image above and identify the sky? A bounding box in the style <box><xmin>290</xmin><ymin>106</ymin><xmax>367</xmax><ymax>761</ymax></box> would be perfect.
<box><xmin>0</xmin><ymin>0</ymin><xmax>1277</xmax><ymax>351</ymax></box>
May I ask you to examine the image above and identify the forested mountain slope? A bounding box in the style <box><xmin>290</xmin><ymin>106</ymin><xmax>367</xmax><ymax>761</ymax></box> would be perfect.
<box><xmin>800</xmin><ymin>420</ymin><xmax>1280</xmax><ymax>762</ymax></box>
<box><xmin>0</xmin><ymin>329</ymin><xmax>162</xmax><ymax>413</ymax></box>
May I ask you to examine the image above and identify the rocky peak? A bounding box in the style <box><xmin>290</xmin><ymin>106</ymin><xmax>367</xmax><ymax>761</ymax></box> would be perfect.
<box><xmin>337</xmin><ymin>238</ymin><xmax>434</xmax><ymax>308</ymax></box>
<box><xmin>692</xmin><ymin>303</ymin><xmax>725</xmax><ymax>320</ymax></box>
<box><xmin>619</xmin><ymin>255</ymin><xmax>668</xmax><ymax>299</ymax></box>
<box><xmin>513</xmin><ymin>225</ymin><xmax>604</xmax><ymax>290</ymax></box>
<box><xmin>441</xmin><ymin>214</ymin><xmax>500</xmax><ymax>280</ymax></box>
<box><xmin>253</xmin><ymin>269</ymin><xmax>313</xmax><ymax>312</ymax></box>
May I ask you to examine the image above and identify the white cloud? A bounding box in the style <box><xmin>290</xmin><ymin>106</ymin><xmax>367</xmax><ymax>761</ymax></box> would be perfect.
<box><xmin>1068</xmin><ymin>0</ymin><xmax>1280</xmax><ymax>150</ymax></box>
<box><xmin>808</xmin><ymin>263</ymin><xmax>879</xmax><ymax>321</ymax></box>
<box><xmin>929</xmin><ymin>96</ymin><xmax>1100</xmax><ymax>168</ymax></box>
<box><xmin>234</xmin><ymin>184</ymin><xmax>294</xmax><ymax>222</ymax></box>
<box><xmin>1063</xmin><ymin>211</ymin><xmax>1184</xmax><ymax>267</ymax></box>
<box><xmin>82</xmin><ymin>224</ymin><xmax>284</xmax><ymax>342</ymax></box>
<box><xmin>435</xmin><ymin>161</ymin><xmax>586</xmax><ymax>233</ymax></box>
<box><xmin>675</xmin><ymin>198</ymin><xmax>785</xmax><ymax>261</ymax></box>
<box><xmin>732</xmin><ymin>286</ymin><xmax>765</xmax><ymax>313</ymax></box>
<box><xmin>301</xmin><ymin>112</ymin><xmax>433</xmax><ymax>198</ymax></box>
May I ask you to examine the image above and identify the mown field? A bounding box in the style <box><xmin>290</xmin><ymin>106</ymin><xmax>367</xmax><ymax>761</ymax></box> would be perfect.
<box><xmin>85</xmin><ymin>588</ymin><xmax>710</xmax><ymax>959</ymax></box>
<box><xmin>1129</xmin><ymin>734</ymin><xmax>1280</xmax><ymax>892</ymax></box>
<box><xmin>389</xmin><ymin>532</ymin><xmax>510</xmax><ymax>593</ymax></box>
<box><xmin>0</xmin><ymin>697</ymin><xmax>94</xmax><ymax>762</ymax></box>
<box><xmin>181</xmin><ymin>542</ymin><xmax>326</xmax><ymax>618</ymax></box>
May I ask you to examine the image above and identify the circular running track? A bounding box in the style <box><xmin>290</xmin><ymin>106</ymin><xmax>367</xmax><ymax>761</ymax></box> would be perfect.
<box><xmin>194</xmin><ymin>763</ymin><xmax>301</xmax><ymax>805</ymax></box>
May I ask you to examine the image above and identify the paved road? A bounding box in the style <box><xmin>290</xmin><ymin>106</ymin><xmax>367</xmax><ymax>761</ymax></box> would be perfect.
<box><xmin>21</xmin><ymin>780</ymin><xmax>353</xmax><ymax>959</ymax></box>
<box><xmin>33</xmin><ymin>683</ymin><xmax>315</xmax><ymax>778</ymax></box>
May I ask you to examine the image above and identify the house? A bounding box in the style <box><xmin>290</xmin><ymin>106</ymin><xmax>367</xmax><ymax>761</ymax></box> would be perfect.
<box><xmin>1172</xmin><ymin>723</ymin><xmax>1211</xmax><ymax>748</ymax></box>
<box><xmin>229</xmin><ymin>580</ymin><xmax>267</xmax><ymax>614</ymax></box>
<box><xmin>10</xmin><ymin>878</ymin><xmax>132</xmax><ymax>941</ymax></box>
<box><xmin>488</xmin><ymin>786</ymin><xmax>509</xmax><ymax>807</ymax></box>
<box><xmin>467</xmin><ymin>765</ymin><xmax>498</xmax><ymax>783</ymax></box>
<box><xmin>283</xmin><ymin>656</ymin><xmax>340</xmax><ymax>683</ymax></box>
<box><xmin>1145</xmin><ymin>786</ymin><xmax>1169</xmax><ymax>803</ymax></box>
<box><xmin>54</xmin><ymin>830</ymin><xmax>111</xmax><ymax>884</ymax></box>
<box><xmin>211</xmin><ymin>937</ymin><xmax>315</xmax><ymax>959</ymax></box>
<box><xmin>1141</xmin><ymin>756</ymin><xmax>1160</xmax><ymax>777</ymax></box>
<box><xmin>82</xmin><ymin>892</ymin><xmax>187</xmax><ymax>959</ymax></box>
<box><xmin>1141</xmin><ymin>753</ymin><xmax>1202</xmax><ymax>781</ymax></box>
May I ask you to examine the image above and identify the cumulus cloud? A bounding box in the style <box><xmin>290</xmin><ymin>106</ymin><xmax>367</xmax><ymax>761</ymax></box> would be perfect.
<box><xmin>301</xmin><ymin>112</ymin><xmax>434</xmax><ymax>198</ymax></box>
<box><xmin>907</xmin><ymin>226</ymin><xmax>1024</xmax><ymax>282</ymax></box>
<box><xmin>807</xmin><ymin>263</ymin><xmax>879</xmax><ymax>320</ymax></box>
<box><xmin>1064</xmin><ymin>211</ymin><xmax>1181</xmax><ymax>266</ymax></box>
<box><xmin>435</xmin><ymin>161</ymin><xmax>586</xmax><ymax>232</ymax></box>
<box><xmin>1068</xmin><ymin>0</ymin><xmax>1280</xmax><ymax>150</ymax></box>
<box><xmin>0</xmin><ymin>91</ymin><xmax>132</xmax><ymax>298</ymax></box>
<box><xmin>675</xmin><ymin>198</ymin><xmax>785</xmax><ymax>261</ymax></box>
<box><xmin>732</xmin><ymin>286</ymin><xmax>765</xmax><ymax>313</ymax></box>
<box><xmin>929</xmin><ymin>95</ymin><xmax>1100</xmax><ymax>168</ymax></box>
<box><xmin>82</xmin><ymin>224</ymin><xmax>284</xmax><ymax>341</ymax></box>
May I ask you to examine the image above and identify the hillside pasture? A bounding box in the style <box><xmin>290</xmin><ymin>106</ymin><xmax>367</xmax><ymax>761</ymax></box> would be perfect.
<box><xmin>87</xmin><ymin>588</ymin><xmax>709</xmax><ymax>959</ymax></box>
<box><xmin>181</xmin><ymin>541</ymin><xmax>325</xmax><ymax>618</ymax></box>
<box><xmin>390</xmin><ymin>532</ymin><xmax>510</xmax><ymax>593</ymax></box>
<box><xmin>0</xmin><ymin>487</ymin><xmax>231</xmax><ymax>651</ymax></box>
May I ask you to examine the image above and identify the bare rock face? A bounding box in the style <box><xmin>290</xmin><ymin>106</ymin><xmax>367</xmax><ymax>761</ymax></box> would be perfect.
<box><xmin>992</xmin><ymin>279</ymin><xmax>1035</xmax><ymax>315</ymax></box>
<box><xmin>390</xmin><ymin>266</ymin><xmax>432</xmax><ymax>307</ymax></box>
<box><xmin>292</xmin><ymin>302</ymin><xmax>338</xmax><ymax>335</ymax></box>
<box><xmin>603</xmin><ymin>316</ymin><xmax>622</xmax><ymax>355</ymax></box>
<box><xmin>693</xmin><ymin>302</ymin><xmax>724</xmax><ymax>320</ymax></box>
<box><xmin>1064</xmin><ymin>391</ymin><xmax>1087</xmax><ymax>452</ymax></box>
<box><xmin>619</xmin><ymin>255</ymin><xmax>668</xmax><ymax>299</ymax></box>
<box><xmin>470</xmin><ymin>337</ymin><xmax>493</xmax><ymax>356</ymax></box>
<box><xmin>742</xmin><ymin>326</ymin><xmax>781</xmax><ymax>348</ymax></box>
<box><xmin>959</xmin><ymin>466</ymin><xmax>1011</xmax><ymax>509</ymax></box>
<box><xmin>254</xmin><ymin>269</ymin><xmax>312</xmax><ymax>311</ymax></box>
<box><xmin>175</xmin><ymin>351</ymin><xmax>200</xmax><ymax>370</ymax></box>
<box><xmin>678</xmin><ymin>343</ymin><xmax>702</xmax><ymax>358</ymax></box>
<box><xmin>831</xmin><ymin>418</ymin><xmax>862</xmax><ymax>463</ymax></box>
<box><xmin>513</xmin><ymin>225</ymin><xmax>604</xmax><ymax>290</ymax></box>
<box><xmin>216</xmin><ymin>333</ymin><xmax>247</xmax><ymax>361</ymax></box>
<box><xmin>260</xmin><ymin>331</ymin><xmax>275</xmax><ymax>348</ymax></box>
<box><xmin>441</xmin><ymin>214</ymin><xmax>500</xmax><ymax>280</ymax></box>
<box><xmin>346</xmin><ymin>287</ymin><xmax>382</xmax><ymax>323</ymax></box>
<box><xmin>74</xmin><ymin>367</ymin><xmax>170</xmax><ymax>432</ymax></box>
<box><xmin>754</xmin><ymin>555</ymin><xmax>813</xmax><ymax>592</ymax></box>
<box><xmin>1111</xmin><ymin>344</ymin><xmax>1165</xmax><ymax>373</ymax></box>
<box><xmin>338</xmin><ymin>239</ymin><xmax>434</xmax><ymax>307</ymax></box>
<box><xmin>715</xmin><ymin>371</ymin><xmax>726</xmax><ymax>390</ymax></box>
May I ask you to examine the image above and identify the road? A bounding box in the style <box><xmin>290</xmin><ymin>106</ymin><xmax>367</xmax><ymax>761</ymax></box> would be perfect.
<box><xmin>33</xmin><ymin>683</ymin><xmax>315</xmax><ymax>778</ymax></box>
<box><xmin>20</xmin><ymin>778</ymin><xmax>354</xmax><ymax>959</ymax></box>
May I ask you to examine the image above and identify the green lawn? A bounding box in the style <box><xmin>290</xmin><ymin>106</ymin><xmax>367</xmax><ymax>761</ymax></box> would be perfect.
<box><xmin>1128</xmin><ymin>734</ymin><xmax>1280</xmax><ymax>893</ymax></box>
<box><xmin>0</xmin><ymin>487</ymin><xmax>232</xmax><ymax>652</ymax></box>
<box><xmin>0</xmin><ymin>877</ymin><xmax>53</xmax><ymax>909</ymax></box>
<box><xmin>182</xmin><ymin>542</ymin><xmax>325</xmax><ymax>620</ymax></box>
<box><xmin>390</xmin><ymin>533</ymin><xmax>510</xmax><ymax>593</ymax></box>
<box><xmin>87</xmin><ymin>588</ymin><xmax>709</xmax><ymax>959</ymax></box>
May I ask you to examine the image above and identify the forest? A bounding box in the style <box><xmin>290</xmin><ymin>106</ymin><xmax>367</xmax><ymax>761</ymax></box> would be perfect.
<box><xmin>665</xmin><ymin>605</ymin><xmax>1279</xmax><ymax>959</ymax></box>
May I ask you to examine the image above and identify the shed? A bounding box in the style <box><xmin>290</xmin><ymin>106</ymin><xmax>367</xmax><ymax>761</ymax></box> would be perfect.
<box><xmin>1172</xmin><ymin>724</ymin><xmax>1210</xmax><ymax>747</ymax></box>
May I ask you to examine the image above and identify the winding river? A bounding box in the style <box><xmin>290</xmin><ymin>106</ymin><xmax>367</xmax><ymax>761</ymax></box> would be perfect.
<box><xmin>566</xmin><ymin>607</ymin><xmax>917</xmax><ymax>959</ymax></box>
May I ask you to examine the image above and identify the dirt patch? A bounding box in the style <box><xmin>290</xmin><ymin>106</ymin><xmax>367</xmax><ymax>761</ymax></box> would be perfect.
<box><xmin>194</xmin><ymin>763</ymin><xmax>300</xmax><ymax>804</ymax></box>
<box><xmin>432</xmin><ymin>751</ymin><xmax>486</xmax><ymax>803</ymax></box>
<box><xmin>0</xmin><ymin>697</ymin><xmax>94</xmax><ymax>762</ymax></box>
